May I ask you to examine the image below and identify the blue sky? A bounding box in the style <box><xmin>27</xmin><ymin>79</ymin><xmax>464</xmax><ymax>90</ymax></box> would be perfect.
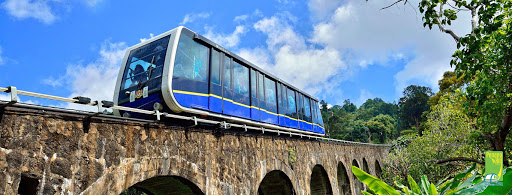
<box><xmin>0</xmin><ymin>0</ymin><xmax>472</xmax><ymax>108</ymax></box>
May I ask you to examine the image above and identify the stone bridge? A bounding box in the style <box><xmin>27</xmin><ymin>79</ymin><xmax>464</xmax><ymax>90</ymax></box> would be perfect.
<box><xmin>0</xmin><ymin>105</ymin><xmax>389</xmax><ymax>194</ymax></box>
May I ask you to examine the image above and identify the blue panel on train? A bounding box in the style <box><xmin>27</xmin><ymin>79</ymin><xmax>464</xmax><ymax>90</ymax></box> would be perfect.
<box><xmin>121</xmin><ymin>93</ymin><xmax>161</xmax><ymax>119</ymax></box>
<box><xmin>286</xmin><ymin>117</ymin><xmax>299</xmax><ymax>129</ymax></box>
<box><xmin>260</xmin><ymin>110</ymin><xmax>278</xmax><ymax>125</ymax></box>
<box><xmin>229</xmin><ymin>103</ymin><xmax>251</xmax><ymax>119</ymax></box>
<box><xmin>173</xmin><ymin>92</ymin><xmax>209</xmax><ymax>110</ymax></box>
<box><xmin>251</xmin><ymin>107</ymin><xmax>259</xmax><ymax>121</ymax></box>
<box><xmin>209</xmin><ymin>96</ymin><xmax>222</xmax><ymax>114</ymax></box>
<box><xmin>279</xmin><ymin>115</ymin><xmax>286</xmax><ymax>127</ymax></box>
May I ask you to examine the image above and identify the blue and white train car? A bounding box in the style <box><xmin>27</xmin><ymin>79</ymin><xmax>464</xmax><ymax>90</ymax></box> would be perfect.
<box><xmin>113</xmin><ymin>26</ymin><xmax>325</xmax><ymax>136</ymax></box>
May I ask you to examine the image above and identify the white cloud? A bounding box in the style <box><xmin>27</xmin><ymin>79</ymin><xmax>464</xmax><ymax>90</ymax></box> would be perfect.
<box><xmin>0</xmin><ymin>93</ymin><xmax>39</xmax><ymax>105</ymax></box>
<box><xmin>355</xmin><ymin>89</ymin><xmax>374</xmax><ymax>106</ymax></box>
<box><xmin>44</xmin><ymin>40</ymin><xmax>127</xmax><ymax>111</ymax></box>
<box><xmin>204</xmin><ymin>25</ymin><xmax>249</xmax><ymax>48</ymax></box>
<box><xmin>139</xmin><ymin>33</ymin><xmax>155</xmax><ymax>43</ymax></box>
<box><xmin>84</xmin><ymin>0</ymin><xmax>102</xmax><ymax>7</ymax></box>
<box><xmin>309</xmin><ymin>0</ymin><xmax>472</xmax><ymax>94</ymax></box>
<box><xmin>234</xmin><ymin>14</ymin><xmax>249</xmax><ymax>23</ymax></box>
<box><xmin>0</xmin><ymin>46</ymin><xmax>4</xmax><ymax>65</ymax></box>
<box><xmin>236</xmin><ymin>14</ymin><xmax>345</xmax><ymax>98</ymax></box>
<box><xmin>1</xmin><ymin>0</ymin><xmax>58</xmax><ymax>24</ymax></box>
<box><xmin>179</xmin><ymin>12</ymin><xmax>210</xmax><ymax>25</ymax></box>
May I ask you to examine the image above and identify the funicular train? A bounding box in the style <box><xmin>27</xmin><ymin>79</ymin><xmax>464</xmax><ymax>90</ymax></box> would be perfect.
<box><xmin>113</xmin><ymin>26</ymin><xmax>325</xmax><ymax>136</ymax></box>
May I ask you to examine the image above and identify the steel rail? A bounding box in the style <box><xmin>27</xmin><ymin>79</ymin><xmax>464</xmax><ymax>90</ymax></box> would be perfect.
<box><xmin>0</xmin><ymin>86</ymin><xmax>390</xmax><ymax>147</ymax></box>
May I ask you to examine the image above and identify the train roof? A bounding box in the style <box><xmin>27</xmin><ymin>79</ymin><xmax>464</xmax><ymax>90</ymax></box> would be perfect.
<box><xmin>128</xmin><ymin>26</ymin><xmax>319</xmax><ymax>102</ymax></box>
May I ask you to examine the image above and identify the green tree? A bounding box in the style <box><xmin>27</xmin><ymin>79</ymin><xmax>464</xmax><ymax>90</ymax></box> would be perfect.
<box><xmin>342</xmin><ymin>99</ymin><xmax>357</xmax><ymax>113</ymax></box>
<box><xmin>429</xmin><ymin>71</ymin><xmax>465</xmax><ymax>107</ymax></box>
<box><xmin>366</xmin><ymin>114</ymin><xmax>395</xmax><ymax>144</ymax></box>
<box><xmin>385</xmin><ymin>93</ymin><xmax>481</xmax><ymax>183</ymax></box>
<box><xmin>382</xmin><ymin>0</ymin><xmax>512</xmax><ymax>166</ymax></box>
<box><xmin>398</xmin><ymin>85</ymin><xmax>433</xmax><ymax>136</ymax></box>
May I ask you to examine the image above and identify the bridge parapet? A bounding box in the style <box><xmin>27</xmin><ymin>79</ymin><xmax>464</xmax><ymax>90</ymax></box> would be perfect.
<box><xmin>0</xmin><ymin>105</ymin><xmax>389</xmax><ymax>195</ymax></box>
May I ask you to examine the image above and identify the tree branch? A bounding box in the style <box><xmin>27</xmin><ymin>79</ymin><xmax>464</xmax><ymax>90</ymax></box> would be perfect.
<box><xmin>436</xmin><ymin>3</ymin><xmax>461</xmax><ymax>42</ymax></box>
<box><xmin>436</xmin><ymin>157</ymin><xmax>484</xmax><ymax>165</ymax></box>
<box><xmin>381</xmin><ymin>0</ymin><xmax>406</xmax><ymax>10</ymax></box>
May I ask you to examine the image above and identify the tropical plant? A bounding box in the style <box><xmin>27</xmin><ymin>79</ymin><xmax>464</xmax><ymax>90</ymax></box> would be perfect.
<box><xmin>352</xmin><ymin>164</ymin><xmax>512</xmax><ymax>195</ymax></box>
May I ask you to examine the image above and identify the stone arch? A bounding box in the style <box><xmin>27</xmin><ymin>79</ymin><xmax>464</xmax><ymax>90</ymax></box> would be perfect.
<box><xmin>310</xmin><ymin>164</ymin><xmax>333</xmax><ymax>195</ymax></box>
<box><xmin>362</xmin><ymin>158</ymin><xmax>370</xmax><ymax>174</ymax></box>
<box><xmin>351</xmin><ymin>159</ymin><xmax>363</xmax><ymax>194</ymax></box>
<box><xmin>120</xmin><ymin>175</ymin><xmax>204</xmax><ymax>195</ymax></box>
<box><xmin>257</xmin><ymin>170</ymin><xmax>295</xmax><ymax>195</ymax></box>
<box><xmin>375</xmin><ymin>160</ymin><xmax>383</xmax><ymax>178</ymax></box>
<box><xmin>362</xmin><ymin>158</ymin><xmax>370</xmax><ymax>191</ymax></box>
<box><xmin>337</xmin><ymin>161</ymin><xmax>352</xmax><ymax>195</ymax></box>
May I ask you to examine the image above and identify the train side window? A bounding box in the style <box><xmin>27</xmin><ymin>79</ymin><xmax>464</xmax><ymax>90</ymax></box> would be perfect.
<box><xmin>250</xmin><ymin>69</ymin><xmax>257</xmax><ymax>98</ymax></box>
<box><xmin>305</xmin><ymin>96</ymin><xmax>311</xmax><ymax>122</ymax></box>
<box><xmin>258</xmin><ymin>73</ymin><xmax>264</xmax><ymax>101</ymax></box>
<box><xmin>312</xmin><ymin>100</ymin><xmax>317</xmax><ymax>124</ymax></box>
<box><xmin>282</xmin><ymin>85</ymin><xmax>288</xmax><ymax>109</ymax></box>
<box><xmin>211</xmin><ymin>49</ymin><xmax>221</xmax><ymax>85</ymax></box>
<box><xmin>223</xmin><ymin>55</ymin><xmax>231</xmax><ymax>89</ymax></box>
<box><xmin>264</xmin><ymin>77</ymin><xmax>276</xmax><ymax>105</ymax></box>
<box><xmin>277</xmin><ymin>83</ymin><xmax>282</xmax><ymax>107</ymax></box>
<box><xmin>233</xmin><ymin>61</ymin><xmax>249</xmax><ymax>96</ymax></box>
<box><xmin>174</xmin><ymin>34</ymin><xmax>209</xmax><ymax>82</ymax></box>
<box><xmin>287</xmin><ymin>88</ymin><xmax>296</xmax><ymax>114</ymax></box>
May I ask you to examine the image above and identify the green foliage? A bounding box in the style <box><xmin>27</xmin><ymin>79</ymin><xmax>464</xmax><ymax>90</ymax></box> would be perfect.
<box><xmin>385</xmin><ymin>93</ymin><xmax>481</xmax><ymax>184</ymax></box>
<box><xmin>321</xmin><ymin>98</ymin><xmax>399</xmax><ymax>143</ymax></box>
<box><xmin>351</xmin><ymin>166</ymin><xmax>400</xmax><ymax>195</ymax></box>
<box><xmin>288</xmin><ymin>149</ymin><xmax>296</xmax><ymax>163</ymax></box>
<box><xmin>418</xmin><ymin>0</ymin><xmax>512</xmax><ymax>164</ymax></box>
<box><xmin>352</xmin><ymin>164</ymin><xmax>512</xmax><ymax>195</ymax></box>
<box><xmin>429</xmin><ymin>71</ymin><xmax>465</xmax><ymax>107</ymax></box>
<box><xmin>398</xmin><ymin>85</ymin><xmax>433</xmax><ymax>136</ymax></box>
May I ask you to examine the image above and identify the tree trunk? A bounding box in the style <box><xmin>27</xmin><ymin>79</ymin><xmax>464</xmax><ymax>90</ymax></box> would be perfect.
<box><xmin>415</xmin><ymin>117</ymin><xmax>421</xmax><ymax>136</ymax></box>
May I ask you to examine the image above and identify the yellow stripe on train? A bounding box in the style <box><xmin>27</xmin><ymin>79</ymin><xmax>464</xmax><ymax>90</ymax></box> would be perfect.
<box><xmin>173</xmin><ymin>90</ymin><xmax>324</xmax><ymax>130</ymax></box>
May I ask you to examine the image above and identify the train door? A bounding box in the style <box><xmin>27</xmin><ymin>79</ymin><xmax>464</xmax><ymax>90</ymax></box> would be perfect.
<box><xmin>208</xmin><ymin>49</ymin><xmax>222</xmax><ymax>113</ymax></box>
<box><xmin>231</xmin><ymin>61</ymin><xmax>250</xmax><ymax>119</ymax></box>
<box><xmin>250</xmin><ymin>69</ymin><xmax>260</xmax><ymax>121</ymax></box>
<box><xmin>262</xmin><ymin>76</ymin><xmax>278</xmax><ymax>124</ymax></box>
<box><xmin>222</xmin><ymin>54</ymin><xmax>233</xmax><ymax>115</ymax></box>
<box><xmin>297</xmin><ymin>94</ymin><xmax>304</xmax><ymax>130</ymax></box>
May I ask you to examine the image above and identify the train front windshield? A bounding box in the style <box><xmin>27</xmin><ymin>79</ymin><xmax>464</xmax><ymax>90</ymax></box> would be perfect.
<box><xmin>119</xmin><ymin>35</ymin><xmax>170</xmax><ymax>104</ymax></box>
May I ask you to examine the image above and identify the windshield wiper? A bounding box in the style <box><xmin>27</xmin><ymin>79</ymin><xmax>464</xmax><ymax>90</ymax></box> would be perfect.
<box><xmin>138</xmin><ymin>56</ymin><xmax>156</xmax><ymax>89</ymax></box>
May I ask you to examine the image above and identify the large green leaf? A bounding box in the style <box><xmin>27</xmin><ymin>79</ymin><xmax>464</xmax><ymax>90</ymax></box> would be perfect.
<box><xmin>429</xmin><ymin>183</ymin><xmax>438</xmax><ymax>195</ymax></box>
<box><xmin>408</xmin><ymin>175</ymin><xmax>421</xmax><ymax>194</ymax></box>
<box><xmin>351</xmin><ymin>166</ymin><xmax>401</xmax><ymax>195</ymax></box>
<box><xmin>420</xmin><ymin>175</ymin><xmax>430</xmax><ymax>194</ymax></box>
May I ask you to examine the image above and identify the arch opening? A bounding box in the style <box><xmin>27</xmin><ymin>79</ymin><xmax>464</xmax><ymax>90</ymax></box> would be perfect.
<box><xmin>120</xmin><ymin>176</ymin><xmax>204</xmax><ymax>195</ymax></box>
<box><xmin>352</xmin><ymin>159</ymin><xmax>363</xmax><ymax>194</ymax></box>
<box><xmin>310</xmin><ymin>164</ymin><xmax>333</xmax><ymax>195</ymax></box>
<box><xmin>258</xmin><ymin>170</ymin><xmax>295</xmax><ymax>195</ymax></box>
<box><xmin>337</xmin><ymin>162</ymin><xmax>352</xmax><ymax>195</ymax></box>
<box><xmin>375</xmin><ymin>160</ymin><xmax>383</xmax><ymax>178</ymax></box>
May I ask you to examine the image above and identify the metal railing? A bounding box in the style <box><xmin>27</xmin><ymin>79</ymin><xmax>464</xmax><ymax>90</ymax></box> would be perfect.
<box><xmin>0</xmin><ymin>86</ymin><xmax>390</xmax><ymax>147</ymax></box>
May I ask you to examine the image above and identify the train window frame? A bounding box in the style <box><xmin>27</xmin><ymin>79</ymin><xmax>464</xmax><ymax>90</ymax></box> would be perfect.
<box><xmin>232</xmin><ymin>60</ymin><xmax>249</xmax><ymax>96</ymax></box>
<box><xmin>264</xmin><ymin>76</ymin><xmax>277</xmax><ymax>106</ymax></box>
<box><xmin>286</xmin><ymin>87</ymin><xmax>296</xmax><ymax>116</ymax></box>
<box><xmin>173</xmin><ymin>33</ymin><xmax>210</xmax><ymax>83</ymax></box>
<box><xmin>223</xmin><ymin>54</ymin><xmax>232</xmax><ymax>89</ymax></box>
<box><xmin>250</xmin><ymin>69</ymin><xmax>257</xmax><ymax>99</ymax></box>
<box><xmin>210</xmin><ymin>49</ymin><xmax>221</xmax><ymax>85</ymax></box>
<box><xmin>277</xmin><ymin>83</ymin><xmax>282</xmax><ymax>108</ymax></box>
<box><xmin>258</xmin><ymin>72</ymin><xmax>264</xmax><ymax>102</ymax></box>
<box><xmin>121</xmin><ymin>35</ymin><xmax>170</xmax><ymax>91</ymax></box>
